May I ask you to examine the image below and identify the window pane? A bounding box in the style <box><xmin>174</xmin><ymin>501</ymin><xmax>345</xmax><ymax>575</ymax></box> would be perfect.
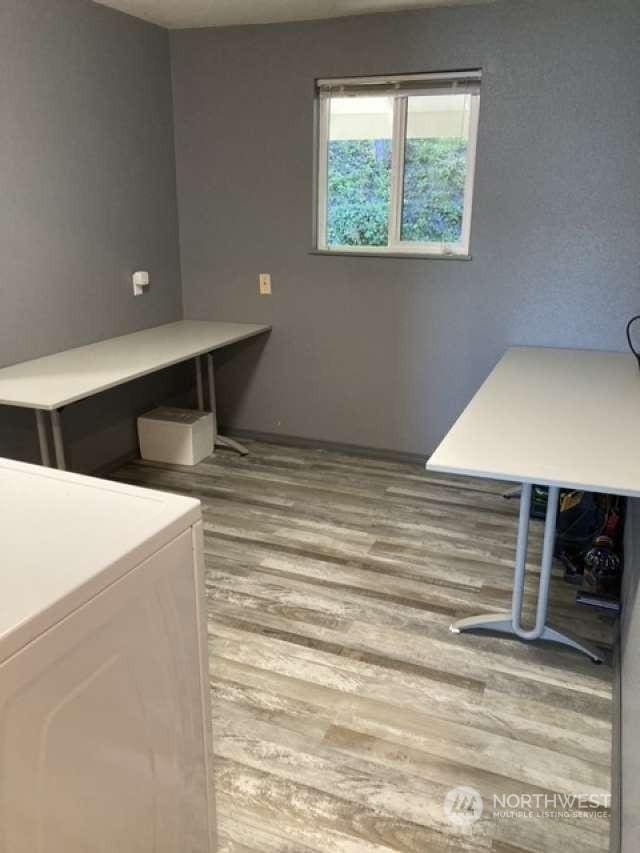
<box><xmin>401</xmin><ymin>93</ymin><xmax>471</xmax><ymax>246</ymax></box>
<box><xmin>326</xmin><ymin>96</ymin><xmax>393</xmax><ymax>248</ymax></box>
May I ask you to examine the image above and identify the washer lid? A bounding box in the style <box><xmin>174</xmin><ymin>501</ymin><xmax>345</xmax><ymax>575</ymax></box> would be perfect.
<box><xmin>0</xmin><ymin>458</ymin><xmax>201</xmax><ymax>662</ymax></box>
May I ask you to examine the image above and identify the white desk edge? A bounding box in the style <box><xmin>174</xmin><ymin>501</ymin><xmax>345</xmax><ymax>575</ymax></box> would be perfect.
<box><xmin>426</xmin><ymin>346</ymin><xmax>640</xmax><ymax>500</ymax></box>
<box><xmin>0</xmin><ymin>321</ymin><xmax>272</xmax><ymax>410</ymax></box>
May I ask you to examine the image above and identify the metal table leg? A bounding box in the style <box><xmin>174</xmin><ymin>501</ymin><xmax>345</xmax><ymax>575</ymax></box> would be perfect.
<box><xmin>206</xmin><ymin>352</ymin><xmax>249</xmax><ymax>456</ymax></box>
<box><xmin>206</xmin><ymin>352</ymin><xmax>217</xmax><ymax>426</ymax></box>
<box><xmin>35</xmin><ymin>410</ymin><xmax>52</xmax><ymax>467</ymax></box>
<box><xmin>195</xmin><ymin>356</ymin><xmax>205</xmax><ymax>411</ymax></box>
<box><xmin>50</xmin><ymin>409</ymin><xmax>67</xmax><ymax>470</ymax></box>
<box><xmin>450</xmin><ymin>483</ymin><xmax>604</xmax><ymax>663</ymax></box>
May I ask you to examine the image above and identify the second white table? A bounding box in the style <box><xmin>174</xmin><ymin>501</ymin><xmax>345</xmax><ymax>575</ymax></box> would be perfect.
<box><xmin>427</xmin><ymin>346</ymin><xmax>640</xmax><ymax>662</ymax></box>
<box><xmin>0</xmin><ymin>320</ymin><xmax>271</xmax><ymax>469</ymax></box>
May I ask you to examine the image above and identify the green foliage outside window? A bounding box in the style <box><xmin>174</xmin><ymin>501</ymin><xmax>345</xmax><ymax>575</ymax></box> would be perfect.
<box><xmin>326</xmin><ymin>138</ymin><xmax>467</xmax><ymax>248</ymax></box>
<box><xmin>327</xmin><ymin>139</ymin><xmax>391</xmax><ymax>247</ymax></box>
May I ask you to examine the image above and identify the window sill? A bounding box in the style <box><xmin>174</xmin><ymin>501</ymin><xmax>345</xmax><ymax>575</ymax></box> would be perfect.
<box><xmin>309</xmin><ymin>249</ymin><xmax>472</xmax><ymax>261</ymax></box>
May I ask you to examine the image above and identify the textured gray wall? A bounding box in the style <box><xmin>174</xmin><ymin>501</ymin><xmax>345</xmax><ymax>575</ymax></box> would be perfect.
<box><xmin>0</xmin><ymin>0</ymin><xmax>184</xmax><ymax>471</ymax></box>
<box><xmin>621</xmin><ymin>499</ymin><xmax>640</xmax><ymax>852</ymax></box>
<box><xmin>171</xmin><ymin>0</ymin><xmax>640</xmax><ymax>455</ymax></box>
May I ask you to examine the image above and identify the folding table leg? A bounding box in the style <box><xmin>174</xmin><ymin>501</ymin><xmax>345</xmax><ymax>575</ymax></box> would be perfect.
<box><xmin>195</xmin><ymin>356</ymin><xmax>205</xmax><ymax>411</ymax></box>
<box><xmin>450</xmin><ymin>483</ymin><xmax>605</xmax><ymax>663</ymax></box>
<box><xmin>206</xmin><ymin>352</ymin><xmax>249</xmax><ymax>456</ymax></box>
<box><xmin>50</xmin><ymin>409</ymin><xmax>67</xmax><ymax>470</ymax></box>
<box><xmin>206</xmin><ymin>351</ymin><xmax>217</xmax><ymax>427</ymax></box>
<box><xmin>35</xmin><ymin>410</ymin><xmax>52</xmax><ymax>467</ymax></box>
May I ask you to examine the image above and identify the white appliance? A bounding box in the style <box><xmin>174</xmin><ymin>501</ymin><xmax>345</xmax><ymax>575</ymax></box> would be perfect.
<box><xmin>0</xmin><ymin>458</ymin><xmax>215</xmax><ymax>853</ymax></box>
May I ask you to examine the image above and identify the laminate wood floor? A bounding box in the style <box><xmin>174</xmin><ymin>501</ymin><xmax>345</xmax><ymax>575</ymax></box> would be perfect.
<box><xmin>112</xmin><ymin>440</ymin><xmax>615</xmax><ymax>853</ymax></box>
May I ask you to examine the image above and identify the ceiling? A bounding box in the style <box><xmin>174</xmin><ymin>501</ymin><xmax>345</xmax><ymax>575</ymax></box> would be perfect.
<box><xmin>92</xmin><ymin>0</ymin><xmax>495</xmax><ymax>30</ymax></box>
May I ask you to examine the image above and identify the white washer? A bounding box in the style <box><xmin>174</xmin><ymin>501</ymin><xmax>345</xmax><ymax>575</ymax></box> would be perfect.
<box><xmin>0</xmin><ymin>458</ymin><xmax>215</xmax><ymax>853</ymax></box>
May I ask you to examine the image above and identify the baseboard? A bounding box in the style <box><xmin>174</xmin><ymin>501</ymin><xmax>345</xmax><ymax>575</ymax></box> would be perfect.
<box><xmin>224</xmin><ymin>427</ymin><xmax>428</xmax><ymax>466</ymax></box>
<box><xmin>92</xmin><ymin>428</ymin><xmax>428</xmax><ymax>475</ymax></box>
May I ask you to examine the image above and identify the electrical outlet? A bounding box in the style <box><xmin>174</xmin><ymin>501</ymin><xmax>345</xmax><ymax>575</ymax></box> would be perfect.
<box><xmin>259</xmin><ymin>273</ymin><xmax>272</xmax><ymax>295</ymax></box>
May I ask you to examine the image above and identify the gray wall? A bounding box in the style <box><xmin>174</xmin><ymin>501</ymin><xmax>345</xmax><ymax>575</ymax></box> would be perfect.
<box><xmin>171</xmin><ymin>0</ymin><xmax>640</xmax><ymax>456</ymax></box>
<box><xmin>620</xmin><ymin>500</ymin><xmax>640</xmax><ymax>852</ymax></box>
<box><xmin>0</xmin><ymin>0</ymin><xmax>184</xmax><ymax>471</ymax></box>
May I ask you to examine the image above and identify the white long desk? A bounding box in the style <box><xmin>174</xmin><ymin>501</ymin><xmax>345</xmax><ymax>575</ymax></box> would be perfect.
<box><xmin>0</xmin><ymin>320</ymin><xmax>271</xmax><ymax>469</ymax></box>
<box><xmin>427</xmin><ymin>346</ymin><xmax>640</xmax><ymax>662</ymax></box>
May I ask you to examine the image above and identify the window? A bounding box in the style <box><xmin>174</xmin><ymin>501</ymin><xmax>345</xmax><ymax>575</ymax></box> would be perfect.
<box><xmin>316</xmin><ymin>71</ymin><xmax>481</xmax><ymax>257</ymax></box>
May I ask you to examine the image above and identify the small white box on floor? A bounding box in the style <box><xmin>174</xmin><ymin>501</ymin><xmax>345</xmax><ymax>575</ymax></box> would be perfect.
<box><xmin>138</xmin><ymin>407</ymin><xmax>214</xmax><ymax>466</ymax></box>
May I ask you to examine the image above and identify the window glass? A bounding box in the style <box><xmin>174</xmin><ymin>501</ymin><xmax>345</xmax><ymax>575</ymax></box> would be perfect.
<box><xmin>326</xmin><ymin>96</ymin><xmax>393</xmax><ymax>248</ymax></box>
<box><xmin>401</xmin><ymin>93</ymin><xmax>472</xmax><ymax>246</ymax></box>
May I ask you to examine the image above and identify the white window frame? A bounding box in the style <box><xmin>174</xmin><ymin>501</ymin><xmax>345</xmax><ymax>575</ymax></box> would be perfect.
<box><xmin>315</xmin><ymin>71</ymin><xmax>481</xmax><ymax>258</ymax></box>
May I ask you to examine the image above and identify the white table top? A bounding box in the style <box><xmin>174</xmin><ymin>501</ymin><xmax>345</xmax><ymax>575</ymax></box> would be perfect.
<box><xmin>0</xmin><ymin>320</ymin><xmax>271</xmax><ymax>410</ymax></box>
<box><xmin>0</xmin><ymin>457</ymin><xmax>200</xmax><ymax>661</ymax></box>
<box><xmin>427</xmin><ymin>346</ymin><xmax>640</xmax><ymax>498</ymax></box>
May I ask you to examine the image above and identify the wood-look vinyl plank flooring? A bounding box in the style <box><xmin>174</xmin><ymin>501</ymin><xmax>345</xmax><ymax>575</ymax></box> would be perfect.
<box><xmin>112</xmin><ymin>440</ymin><xmax>614</xmax><ymax>853</ymax></box>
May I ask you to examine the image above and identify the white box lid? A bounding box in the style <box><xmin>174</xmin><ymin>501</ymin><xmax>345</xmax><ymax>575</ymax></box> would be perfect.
<box><xmin>0</xmin><ymin>458</ymin><xmax>201</xmax><ymax>662</ymax></box>
<box><xmin>139</xmin><ymin>407</ymin><xmax>213</xmax><ymax>425</ymax></box>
